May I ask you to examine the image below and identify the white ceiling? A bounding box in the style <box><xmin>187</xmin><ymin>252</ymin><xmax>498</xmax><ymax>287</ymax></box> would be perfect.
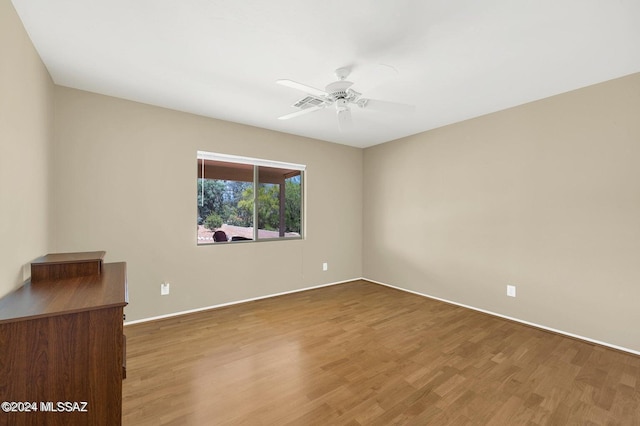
<box><xmin>11</xmin><ymin>0</ymin><xmax>640</xmax><ymax>148</ymax></box>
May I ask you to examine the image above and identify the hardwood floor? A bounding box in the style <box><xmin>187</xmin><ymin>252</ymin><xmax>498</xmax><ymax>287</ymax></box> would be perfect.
<box><xmin>122</xmin><ymin>280</ymin><xmax>640</xmax><ymax>425</ymax></box>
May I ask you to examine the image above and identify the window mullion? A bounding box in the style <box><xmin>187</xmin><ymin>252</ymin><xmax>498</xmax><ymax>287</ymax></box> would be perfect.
<box><xmin>253</xmin><ymin>165</ymin><xmax>258</xmax><ymax>241</ymax></box>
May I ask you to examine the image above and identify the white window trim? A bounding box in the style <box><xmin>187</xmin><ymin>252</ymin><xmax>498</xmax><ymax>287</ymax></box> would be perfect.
<box><xmin>197</xmin><ymin>151</ymin><xmax>306</xmax><ymax>172</ymax></box>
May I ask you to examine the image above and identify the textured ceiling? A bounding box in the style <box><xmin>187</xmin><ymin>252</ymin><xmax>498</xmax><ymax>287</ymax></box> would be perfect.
<box><xmin>11</xmin><ymin>0</ymin><xmax>640</xmax><ymax>148</ymax></box>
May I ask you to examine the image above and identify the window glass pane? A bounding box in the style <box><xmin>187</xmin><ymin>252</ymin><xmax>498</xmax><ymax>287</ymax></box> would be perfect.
<box><xmin>197</xmin><ymin>160</ymin><xmax>254</xmax><ymax>244</ymax></box>
<box><xmin>255</xmin><ymin>181</ymin><xmax>280</xmax><ymax>237</ymax></box>
<box><xmin>257</xmin><ymin>166</ymin><xmax>302</xmax><ymax>239</ymax></box>
<box><xmin>197</xmin><ymin>155</ymin><xmax>303</xmax><ymax>244</ymax></box>
<box><xmin>285</xmin><ymin>175</ymin><xmax>302</xmax><ymax>235</ymax></box>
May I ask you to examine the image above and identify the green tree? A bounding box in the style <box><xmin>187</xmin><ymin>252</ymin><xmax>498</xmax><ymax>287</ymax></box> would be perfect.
<box><xmin>197</xmin><ymin>179</ymin><xmax>225</xmax><ymax>224</ymax></box>
<box><xmin>285</xmin><ymin>178</ymin><xmax>301</xmax><ymax>233</ymax></box>
<box><xmin>204</xmin><ymin>212</ymin><xmax>223</xmax><ymax>230</ymax></box>
<box><xmin>239</xmin><ymin>184</ymin><xmax>280</xmax><ymax>231</ymax></box>
<box><xmin>258</xmin><ymin>184</ymin><xmax>280</xmax><ymax>231</ymax></box>
<box><xmin>224</xmin><ymin>181</ymin><xmax>252</xmax><ymax>226</ymax></box>
<box><xmin>239</xmin><ymin>180</ymin><xmax>302</xmax><ymax>233</ymax></box>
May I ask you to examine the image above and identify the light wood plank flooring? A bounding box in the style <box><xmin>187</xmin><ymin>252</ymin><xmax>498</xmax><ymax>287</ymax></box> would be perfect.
<box><xmin>122</xmin><ymin>280</ymin><xmax>640</xmax><ymax>425</ymax></box>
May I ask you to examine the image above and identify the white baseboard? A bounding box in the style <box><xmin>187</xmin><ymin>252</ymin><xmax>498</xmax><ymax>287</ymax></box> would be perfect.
<box><xmin>125</xmin><ymin>276</ymin><xmax>640</xmax><ymax>357</ymax></box>
<box><xmin>124</xmin><ymin>278</ymin><xmax>359</xmax><ymax>326</ymax></box>
<box><xmin>364</xmin><ymin>277</ymin><xmax>640</xmax><ymax>357</ymax></box>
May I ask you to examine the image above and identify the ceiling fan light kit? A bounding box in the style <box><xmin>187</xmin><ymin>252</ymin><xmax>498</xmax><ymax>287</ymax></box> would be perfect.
<box><xmin>277</xmin><ymin>66</ymin><xmax>415</xmax><ymax>131</ymax></box>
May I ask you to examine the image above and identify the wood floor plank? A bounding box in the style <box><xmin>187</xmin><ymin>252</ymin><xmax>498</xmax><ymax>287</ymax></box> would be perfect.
<box><xmin>122</xmin><ymin>280</ymin><xmax>640</xmax><ymax>425</ymax></box>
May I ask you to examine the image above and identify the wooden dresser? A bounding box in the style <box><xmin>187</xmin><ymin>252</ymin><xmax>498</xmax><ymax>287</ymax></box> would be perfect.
<box><xmin>0</xmin><ymin>252</ymin><xmax>128</xmax><ymax>426</ymax></box>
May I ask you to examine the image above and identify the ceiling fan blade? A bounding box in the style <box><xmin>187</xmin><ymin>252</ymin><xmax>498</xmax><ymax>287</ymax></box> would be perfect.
<box><xmin>361</xmin><ymin>98</ymin><xmax>415</xmax><ymax>115</ymax></box>
<box><xmin>337</xmin><ymin>108</ymin><xmax>353</xmax><ymax>132</ymax></box>
<box><xmin>277</xmin><ymin>79</ymin><xmax>328</xmax><ymax>98</ymax></box>
<box><xmin>278</xmin><ymin>106</ymin><xmax>323</xmax><ymax>120</ymax></box>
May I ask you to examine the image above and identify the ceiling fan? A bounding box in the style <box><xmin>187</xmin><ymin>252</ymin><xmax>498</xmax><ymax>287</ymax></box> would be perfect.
<box><xmin>277</xmin><ymin>67</ymin><xmax>415</xmax><ymax>131</ymax></box>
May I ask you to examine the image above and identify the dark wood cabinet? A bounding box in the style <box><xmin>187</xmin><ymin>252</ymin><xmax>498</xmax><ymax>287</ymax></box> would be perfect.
<box><xmin>30</xmin><ymin>251</ymin><xmax>106</xmax><ymax>283</ymax></box>
<box><xmin>0</xmin><ymin>252</ymin><xmax>128</xmax><ymax>426</ymax></box>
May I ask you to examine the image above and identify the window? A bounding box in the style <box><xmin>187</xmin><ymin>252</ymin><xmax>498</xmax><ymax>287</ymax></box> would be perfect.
<box><xmin>197</xmin><ymin>151</ymin><xmax>304</xmax><ymax>244</ymax></box>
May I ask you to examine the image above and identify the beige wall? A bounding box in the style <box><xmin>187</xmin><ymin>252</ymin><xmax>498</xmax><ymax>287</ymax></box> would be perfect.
<box><xmin>363</xmin><ymin>73</ymin><xmax>640</xmax><ymax>352</ymax></box>
<box><xmin>4</xmin><ymin>0</ymin><xmax>639</xmax><ymax>351</ymax></box>
<box><xmin>0</xmin><ymin>0</ymin><xmax>53</xmax><ymax>297</ymax></box>
<box><xmin>53</xmin><ymin>87</ymin><xmax>363</xmax><ymax>321</ymax></box>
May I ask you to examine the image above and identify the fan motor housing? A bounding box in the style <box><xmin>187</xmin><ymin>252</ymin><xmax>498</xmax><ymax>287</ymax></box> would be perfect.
<box><xmin>325</xmin><ymin>80</ymin><xmax>354</xmax><ymax>100</ymax></box>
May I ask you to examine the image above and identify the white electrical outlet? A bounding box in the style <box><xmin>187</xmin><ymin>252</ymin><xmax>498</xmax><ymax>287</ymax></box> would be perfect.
<box><xmin>322</xmin><ymin>262</ymin><xmax>328</xmax><ymax>271</ymax></box>
<box><xmin>161</xmin><ymin>282</ymin><xmax>170</xmax><ymax>296</ymax></box>
<box><xmin>507</xmin><ymin>285</ymin><xmax>516</xmax><ymax>298</ymax></box>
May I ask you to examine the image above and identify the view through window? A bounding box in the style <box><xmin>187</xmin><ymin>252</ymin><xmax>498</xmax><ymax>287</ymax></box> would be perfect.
<box><xmin>197</xmin><ymin>152</ymin><xmax>304</xmax><ymax>244</ymax></box>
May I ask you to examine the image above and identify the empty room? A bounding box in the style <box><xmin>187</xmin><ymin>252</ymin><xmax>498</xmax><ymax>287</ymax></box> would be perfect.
<box><xmin>1</xmin><ymin>0</ymin><xmax>639</xmax><ymax>425</ymax></box>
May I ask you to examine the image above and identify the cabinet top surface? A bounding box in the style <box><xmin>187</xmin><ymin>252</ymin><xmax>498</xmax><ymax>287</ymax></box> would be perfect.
<box><xmin>31</xmin><ymin>251</ymin><xmax>106</xmax><ymax>265</ymax></box>
<box><xmin>0</xmin><ymin>262</ymin><xmax>128</xmax><ymax>324</ymax></box>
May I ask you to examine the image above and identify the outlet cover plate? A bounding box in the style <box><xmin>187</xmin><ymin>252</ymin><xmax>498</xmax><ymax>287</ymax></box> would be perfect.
<box><xmin>161</xmin><ymin>283</ymin><xmax>170</xmax><ymax>296</ymax></box>
<box><xmin>507</xmin><ymin>285</ymin><xmax>516</xmax><ymax>297</ymax></box>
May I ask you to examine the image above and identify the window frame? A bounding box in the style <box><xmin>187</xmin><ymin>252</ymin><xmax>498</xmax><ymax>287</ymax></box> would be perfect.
<box><xmin>197</xmin><ymin>151</ymin><xmax>305</xmax><ymax>245</ymax></box>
